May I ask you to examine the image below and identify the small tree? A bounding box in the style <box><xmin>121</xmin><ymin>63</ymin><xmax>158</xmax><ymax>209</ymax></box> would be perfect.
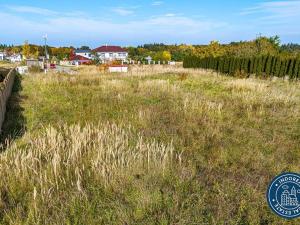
<box><xmin>153</xmin><ymin>51</ymin><xmax>171</xmax><ymax>62</ymax></box>
<box><xmin>22</xmin><ymin>40</ymin><xmax>31</xmax><ymax>59</ymax></box>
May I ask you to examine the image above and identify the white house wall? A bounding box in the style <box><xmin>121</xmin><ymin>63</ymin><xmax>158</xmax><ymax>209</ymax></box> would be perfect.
<box><xmin>97</xmin><ymin>52</ymin><xmax>128</xmax><ymax>61</ymax></box>
<box><xmin>0</xmin><ymin>53</ymin><xmax>5</xmax><ymax>61</ymax></box>
<box><xmin>75</xmin><ymin>52</ymin><xmax>93</xmax><ymax>59</ymax></box>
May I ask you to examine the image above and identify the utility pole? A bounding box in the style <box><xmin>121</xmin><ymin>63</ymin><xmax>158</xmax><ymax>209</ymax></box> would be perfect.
<box><xmin>43</xmin><ymin>34</ymin><xmax>48</xmax><ymax>73</ymax></box>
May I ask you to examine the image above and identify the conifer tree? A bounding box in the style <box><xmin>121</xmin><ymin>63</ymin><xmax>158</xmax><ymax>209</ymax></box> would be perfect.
<box><xmin>279</xmin><ymin>59</ymin><xmax>287</xmax><ymax>77</ymax></box>
<box><xmin>256</xmin><ymin>56</ymin><xmax>263</xmax><ymax>77</ymax></box>
<box><xmin>274</xmin><ymin>57</ymin><xmax>282</xmax><ymax>77</ymax></box>
<box><xmin>265</xmin><ymin>55</ymin><xmax>273</xmax><ymax>77</ymax></box>
<box><xmin>294</xmin><ymin>59</ymin><xmax>299</xmax><ymax>79</ymax></box>
<box><xmin>271</xmin><ymin>57</ymin><xmax>277</xmax><ymax>76</ymax></box>
<box><xmin>288</xmin><ymin>59</ymin><xmax>295</xmax><ymax>79</ymax></box>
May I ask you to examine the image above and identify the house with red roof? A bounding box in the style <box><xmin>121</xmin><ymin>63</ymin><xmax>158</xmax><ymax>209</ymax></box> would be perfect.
<box><xmin>70</xmin><ymin>50</ymin><xmax>92</xmax><ymax>65</ymax></box>
<box><xmin>74</xmin><ymin>49</ymin><xmax>93</xmax><ymax>60</ymax></box>
<box><xmin>93</xmin><ymin>45</ymin><xmax>128</xmax><ymax>63</ymax></box>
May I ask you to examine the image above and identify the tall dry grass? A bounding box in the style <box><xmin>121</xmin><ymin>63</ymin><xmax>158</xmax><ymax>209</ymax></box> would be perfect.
<box><xmin>1</xmin><ymin>122</ymin><xmax>177</xmax><ymax>187</ymax></box>
<box><xmin>0</xmin><ymin>65</ymin><xmax>299</xmax><ymax>224</ymax></box>
<box><xmin>0</xmin><ymin>123</ymin><xmax>179</xmax><ymax>223</ymax></box>
<box><xmin>75</xmin><ymin>64</ymin><xmax>215</xmax><ymax>77</ymax></box>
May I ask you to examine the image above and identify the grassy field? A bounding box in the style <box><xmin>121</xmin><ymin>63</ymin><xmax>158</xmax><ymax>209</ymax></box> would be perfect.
<box><xmin>0</xmin><ymin>65</ymin><xmax>300</xmax><ymax>224</ymax></box>
<box><xmin>0</xmin><ymin>61</ymin><xmax>15</xmax><ymax>68</ymax></box>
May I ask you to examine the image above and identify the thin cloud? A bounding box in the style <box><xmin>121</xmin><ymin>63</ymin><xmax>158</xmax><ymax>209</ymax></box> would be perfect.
<box><xmin>152</xmin><ymin>1</ymin><xmax>164</xmax><ymax>6</ymax></box>
<box><xmin>164</xmin><ymin>13</ymin><xmax>176</xmax><ymax>17</ymax></box>
<box><xmin>5</xmin><ymin>5</ymin><xmax>89</xmax><ymax>18</ymax></box>
<box><xmin>6</xmin><ymin>5</ymin><xmax>58</xmax><ymax>16</ymax></box>
<box><xmin>112</xmin><ymin>7</ymin><xmax>135</xmax><ymax>16</ymax></box>
<box><xmin>240</xmin><ymin>0</ymin><xmax>300</xmax><ymax>19</ymax></box>
<box><xmin>148</xmin><ymin>14</ymin><xmax>227</xmax><ymax>30</ymax></box>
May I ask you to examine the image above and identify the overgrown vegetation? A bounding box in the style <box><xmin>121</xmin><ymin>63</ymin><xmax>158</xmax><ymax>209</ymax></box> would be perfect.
<box><xmin>0</xmin><ymin>66</ymin><xmax>299</xmax><ymax>224</ymax></box>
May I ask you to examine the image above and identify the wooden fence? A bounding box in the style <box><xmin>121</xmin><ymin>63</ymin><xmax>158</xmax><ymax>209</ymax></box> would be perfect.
<box><xmin>0</xmin><ymin>68</ymin><xmax>16</xmax><ymax>132</ymax></box>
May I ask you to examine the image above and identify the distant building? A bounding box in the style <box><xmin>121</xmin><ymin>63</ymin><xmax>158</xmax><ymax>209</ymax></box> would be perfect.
<box><xmin>16</xmin><ymin>66</ymin><xmax>29</xmax><ymax>75</ymax></box>
<box><xmin>0</xmin><ymin>52</ymin><xmax>6</xmax><ymax>61</ymax></box>
<box><xmin>26</xmin><ymin>59</ymin><xmax>43</xmax><ymax>68</ymax></box>
<box><xmin>93</xmin><ymin>45</ymin><xmax>128</xmax><ymax>63</ymax></box>
<box><xmin>7</xmin><ymin>54</ymin><xmax>22</xmax><ymax>63</ymax></box>
<box><xmin>74</xmin><ymin>49</ymin><xmax>93</xmax><ymax>60</ymax></box>
<box><xmin>70</xmin><ymin>51</ymin><xmax>92</xmax><ymax>65</ymax></box>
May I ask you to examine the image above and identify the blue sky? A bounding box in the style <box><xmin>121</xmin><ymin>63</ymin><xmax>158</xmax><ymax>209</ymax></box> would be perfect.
<box><xmin>0</xmin><ymin>0</ymin><xmax>299</xmax><ymax>47</ymax></box>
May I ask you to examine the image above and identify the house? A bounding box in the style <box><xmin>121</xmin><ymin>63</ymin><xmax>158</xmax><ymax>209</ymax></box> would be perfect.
<box><xmin>16</xmin><ymin>66</ymin><xmax>29</xmax><ymax>75</ymax></box>
<box><xmin>93</xmin><ymin>45</ymin><xmax>128</xmax><ymax>63</ymax></box>
<box><xmin>7</xmin><ymin>54</ymin><xmax>22</xmax><ymax>63</ymax></box>
<box><xmin>74</xmin><ymin>49</ymin><xmax>93</xmax><ymax>60</ymax></box>
<box><xmin>26</xmin><ymin>59</ymin><xmax>44</xmax><ymax>69</ymax></box>
<box><xmin>0</xmin><ymin>52</ymin><xmax>6</xmax><ymax>61</ymax></box>
<box><xmin>70</xmin><ymin>51</ymin><xmax>92</xmax><ymax>65</ymax></box>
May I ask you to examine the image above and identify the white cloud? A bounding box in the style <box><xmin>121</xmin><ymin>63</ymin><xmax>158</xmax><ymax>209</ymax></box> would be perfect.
<box><xmin>5</xmin><ymin>5</ymin><xmax>89</xmax><ymax>18</ymax></box>
<box><xmin>0</xmin><ymin>7</ymin><xmax>230</xmax><ymax>46</ymax></box>
<box><xmin>112</xmin><ymin>7</ymin><xmax>134</xmax><ymax>16</ymax></box>
<box><xmin>152</xmin><ymin>1</ymin><xmax>164</xmax><ymax>6</ymax></box>
<box><xmin>237</xmin><ymin>0</ymin><xmax>300</xmax><ymax>42</ymax></box>
<box><xmin>148</xmin><ymin>15</ymin><xmax>226</xmax><ymax>30</ymax></box>
<box><xmin>240</xmin><ymin>0</ymin><xmax>300</xmax><ymax>19</ymax></box>
<box><xmin>6</xmin><ymin>5</ymin><xmax>58</xmax><ymax>16</ymax></box>
<box><xmin>164</xmin><ymin>13</ymin><xmax>176</xmax><ymax>17</ymax></box>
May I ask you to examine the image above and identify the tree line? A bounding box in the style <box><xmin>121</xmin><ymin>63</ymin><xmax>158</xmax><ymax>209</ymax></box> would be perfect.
<box><xmin>183</xmin><ymin>55</ymin><xmax>300</xmax><ymax>79</ymax></box>
<box><xmin>0</xmin><ymin>42</ymin><xmax>72</xmax><ymax>60</ymax></box>
<box><xmin>126</xmin><ymin>36</ymin><xmax>295</xmax><ymax>61</ymax></box>
<box><xmin>0</xmin><ymin>36</ymin><xmax>299</xmax><ymax>62</ymax></box>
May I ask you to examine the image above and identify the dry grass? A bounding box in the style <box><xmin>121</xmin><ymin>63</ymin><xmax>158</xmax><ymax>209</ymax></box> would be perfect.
<box><xmin>0</xmin><ymin>65</ymin><xmax>299</xmax><ymax>224</ymax></box>
<box><xmin>1</xmin><ymin>122</ymin><xmax>175</xmax><ymax>196</ymax></box>
<box><xmin>0</xmin><ymin>61</ymin><xmax>15</xmax><ymax>69</ymax></box>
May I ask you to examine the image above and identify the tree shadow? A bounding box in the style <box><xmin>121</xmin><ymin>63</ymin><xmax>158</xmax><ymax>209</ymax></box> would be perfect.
<box><xmin>0</xmin><ymin>73</ymin><xmax>26</xmax><ymax>147</ymax></box>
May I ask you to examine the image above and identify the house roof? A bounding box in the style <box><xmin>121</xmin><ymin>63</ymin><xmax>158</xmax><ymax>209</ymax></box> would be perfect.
<box><xmin>70</xmin><ymin>54</ymin><xmax>91</xmax><ymax>61</ymax></box>
<box><xmin>7</xmin><ymin>54</ymin><xmax>22</xmax><ymax>57</ymax></box>
<box><xmin>75</xmin><ymin>49</ymin><xmax>91</xmax><ymax>54</ymax></box>
<box><xmin>93</xmin><ymin>46</ymin><xmax>127</xmax><ymax>53</ymax></box>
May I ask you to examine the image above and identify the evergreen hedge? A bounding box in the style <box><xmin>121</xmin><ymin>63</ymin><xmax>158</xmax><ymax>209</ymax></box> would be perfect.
<box><xmin>183</xmin><ymin>55</ymin><xmax>300</xmax><ymax>79</ymax></box>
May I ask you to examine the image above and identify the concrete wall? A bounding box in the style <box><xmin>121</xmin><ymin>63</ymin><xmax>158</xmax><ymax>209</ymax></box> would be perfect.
<box><xmin>108</xmin><ymin>66</ymin><xmax>128</xmax><ymax>73</ymax></box>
